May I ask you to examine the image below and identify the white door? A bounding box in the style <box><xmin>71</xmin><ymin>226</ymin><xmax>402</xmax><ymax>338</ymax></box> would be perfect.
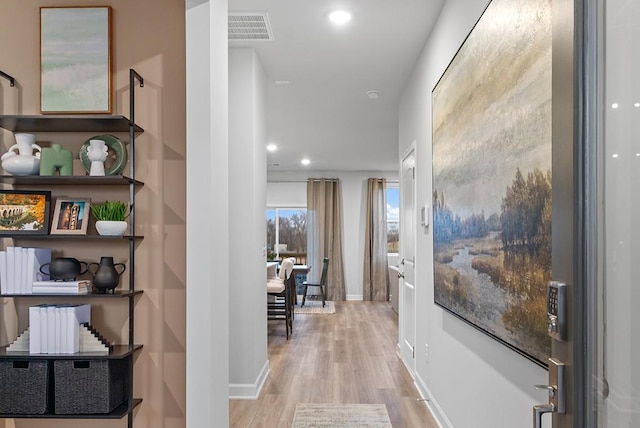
<box><xmin>399</xmin><ymin>147</ymin><xmax>416</xmax><ymax>369</ymax></box>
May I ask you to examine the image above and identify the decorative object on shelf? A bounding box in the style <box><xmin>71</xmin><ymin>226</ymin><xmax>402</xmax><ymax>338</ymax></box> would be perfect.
<box><xmin>89</xmin><ymin>256</ymin><xmax>126</xmax><ymax>294</ymax></box>
<box><xmin>91</xmin><ymin>200</ymin><xmax>129</xmax><ymax>236</ymax></box>
<box><xmin>0</xmin><ymin>190</ymin><xmax>51</xmax><ymax>235</ymax></box>
<box><xmin>50</xmin><ymin>198</ymin><xmax>91</xmax><ymax>235</ymax></box>
<box><xmin>40</xmin><ymin>6</ymin><xmax>113</xmax><ymax>114</ymax></box>
<box><xmin>79</xmin><ymin>135</ymin><xmax>127</xmax><ymax>176</ymax></box>
<box><xmin>39</xmin><ymin>144</ymin><xmax>73</xmax><ymax>176</ymax></box>
<box><xmin>86</xmin><ymin>139</ymin><xmax>108</xmax><ymax>176</ymax></box>
<box><xmin>40</xmin><ymin>257</ymin><xmax>89</xmax><ymax>281</ymax></box>
<box><xmin>1</xmin><ymin>133</ymin><xmax>41</xmax><ymax>176</ymax></box>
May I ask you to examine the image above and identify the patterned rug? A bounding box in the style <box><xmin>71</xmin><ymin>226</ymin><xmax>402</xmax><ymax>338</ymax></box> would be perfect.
<box><xmin>292</xmin><ymin>404</ymin><xmax>392</xmax><ymax>427</ymax></box>
<box><xmin>294</xmin><ymin>298</ymin><xmax>335</xmax><ymax>314</ymax></box>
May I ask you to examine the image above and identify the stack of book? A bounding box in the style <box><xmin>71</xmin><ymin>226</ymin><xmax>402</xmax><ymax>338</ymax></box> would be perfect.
<box><xmin>0</xmin><ymin>246</ymin><xmax>52</xmax><ymax>294</ymax></box>
<box><xmin>32</xmin><ymin>280</ymin><xmax>91</xmax><ymax>295</ymax></box>
<box><xmin>29</xmin><ymin>303</ymin><xmax>91</xmax><ymax>354</ymax></box>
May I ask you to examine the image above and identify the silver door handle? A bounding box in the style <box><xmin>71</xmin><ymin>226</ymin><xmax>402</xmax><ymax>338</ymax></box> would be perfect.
<box><xmin>532</xmin><ymin>358</ymin><xmax>565</xmax><ymax>428</ymax></box>
<box><xmin>397</xmin><ymin>272</ymin><xmax>404</xmax><ymax>279</ymax></box>
<box><xmin>533</xmin><ymin>403</ymin><xmax>555</xmax><ymax>428</ymax></box>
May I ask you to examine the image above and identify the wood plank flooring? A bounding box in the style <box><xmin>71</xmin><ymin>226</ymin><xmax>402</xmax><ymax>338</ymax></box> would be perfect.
<box><xmin>229</xmin><ymin>301</ymin><xmax>439</xmax><ymax>427</ymax></box>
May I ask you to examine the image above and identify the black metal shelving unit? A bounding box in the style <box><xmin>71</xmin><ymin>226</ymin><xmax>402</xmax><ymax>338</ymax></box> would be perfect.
<box><xmin>0</xmin><ymin>70</ymin><xmax>145</xmax><ymax>427</ymax></box>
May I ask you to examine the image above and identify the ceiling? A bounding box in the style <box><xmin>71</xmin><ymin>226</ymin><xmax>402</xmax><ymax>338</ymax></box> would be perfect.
<box><xmin>192</xmin><ymin>0</ymin><xmax>445</xmax><ymax>172</ymax></box>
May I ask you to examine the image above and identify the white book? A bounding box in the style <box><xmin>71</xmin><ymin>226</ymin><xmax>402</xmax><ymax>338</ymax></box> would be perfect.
<box><xmin>11</xmin><ymin>246</ymin><xmax>22</xmax><ymax>294</ymax></box>
<box><xmin>26</xmin><ymin>248</ymin><xmax>52</xmax><ymax>294</ymax></box>
<box><xmin>46</xmin><ymin>305</ymin><xmax>56</xmax><ymax>353</ymax></box>
<box><xmin>33</xmin><ymin>280</ymin><xmax>90</xmax><ymax>288</ymax></box>
<box><xmin>29</xmin><ymin>305</ymin><xmax>42</xmax><ymax>354</ymax></box>
<box><xmin>68</xmin><ymin>304</ymin><xmax>91</xmax><ymax>354</ymax></box>
<box><xmin>0</xmin><ymin>250</ymin><xmax>6</xmax><ymax>295</ymax></box>
<box><xmin>39</xmin><ymin>305</ymin><xmax>52</xmax><ymax>353</ymax></box>
<box><xmin>54</xmin><ymin>306</ymin><xmax>62</xmax><ymax>353</ymax></box>
<box><xmin>6</xmin><ymin>247</ymin><xmax>15</xmax><ymax>294</ymax></box>
<box><xmin>60</xmin><ymin>308</ymin><xmax>68</xmax><ymax>353</ymax></box>
<box><xmin>32</xmin><ymin>286</ymin><xmax>89</xmax><ymax>295</ymax></box>
<box><xmin>20</xmin><ymin>247</ymin><xmax>28</xmax><ymax>294</ymax></box>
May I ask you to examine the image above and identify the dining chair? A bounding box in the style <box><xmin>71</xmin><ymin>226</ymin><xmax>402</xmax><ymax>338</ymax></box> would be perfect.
<box><xmin>301</xmin><ymin>257</ymin><xmax>329</xmax><ymax>307</ymax></box>
<box><xmin>267</xmin><ymin>257</ymin><xmax>295</xmax><ymax>339</ymax></box>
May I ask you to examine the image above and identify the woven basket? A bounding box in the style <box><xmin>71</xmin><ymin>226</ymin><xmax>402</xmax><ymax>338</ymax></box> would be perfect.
<box><xmin>54</xmin><ymin>359</ymin><xmax>128</xmax><ymax>414</ymax></box>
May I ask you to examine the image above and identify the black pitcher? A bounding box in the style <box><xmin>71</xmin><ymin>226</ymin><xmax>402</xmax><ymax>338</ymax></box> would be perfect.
<box><xmin>88</xmin><ymin>256</ymin><xmax>126</xmax><ymax>294</ymax></box>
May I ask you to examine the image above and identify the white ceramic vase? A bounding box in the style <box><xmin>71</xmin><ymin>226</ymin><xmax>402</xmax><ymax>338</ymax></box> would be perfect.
<box><xmin>1</xmin><ymin>133</ymin><xmax>41</xmax><ymax>175</ymax></box>
<box><xmin>87</xmin><ymin>139</ymin><xmax>108</xmax><ymax>176</ymax></box>
<box><xmin>95</xmin><ymin>220</ymin><xmax>128</xmax><ymax>236</ymax></box>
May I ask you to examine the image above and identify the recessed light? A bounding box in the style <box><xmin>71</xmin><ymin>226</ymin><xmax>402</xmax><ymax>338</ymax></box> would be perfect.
<box><xmin>329</xmin><ymin>10</ymin><xmax>351</xmax><ymax>25</ymax></box>
<box><xmin>367</xmin><ymin>90</ymin><xmax>381</xmax><ymax>99</ymax></box>
<box><xmin>301</xmin><ymin>158</ymin><xmax>311</xmax><ymax>166</ymax></box>
<box><xmin>266</xmin><ymin>144</ymin><xmax>277</xmax><ymax>152</ymax></box>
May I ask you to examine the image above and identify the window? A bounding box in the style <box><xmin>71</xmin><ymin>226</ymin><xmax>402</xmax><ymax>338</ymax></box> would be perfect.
<box><xmin>266</xmin><ymin>208</ymin><xmax>307</xmax><ymax>260</ymax></box>
<box><xmin>386</xmin><ymin>185</ymin><xmax>399</xmax><ymax>253</ymax></box>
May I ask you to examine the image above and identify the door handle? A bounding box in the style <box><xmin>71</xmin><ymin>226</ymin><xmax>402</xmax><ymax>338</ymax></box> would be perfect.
<box><xmin>397</xmin><ymin>272</ymin><xmax>404</xmax><ymax>279</ymax></box>
<box><xmin>532</xmin><ymin>358</ymin><xmax>565</xmax><ymax>428</ymax></box>
<box><xmin>533</xmin><ymin>403</ymin><xmax>555</xmax><ymax>428</ymax></box>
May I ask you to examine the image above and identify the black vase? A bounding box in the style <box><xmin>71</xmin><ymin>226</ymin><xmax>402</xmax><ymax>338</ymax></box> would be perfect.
<box><xmin>89</xmin><ymin>256</ymin><xmax>126</xmax><ymax>294</ymax></box>
<box><xmin>40</xmin><ymin>257</ymin><xmax>89</xmax><ymax>281</ymax></box>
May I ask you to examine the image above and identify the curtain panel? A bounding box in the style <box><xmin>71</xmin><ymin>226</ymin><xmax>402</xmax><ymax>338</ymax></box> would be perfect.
<box><xmin>363</xmin><ymin>178</ymin><xmax>389</xmax><ymax>301</ymax></box>
<box><xmin>306</xmin><ymin>178</ymin><xmax>345</xmax><ymax>301</ymax></box>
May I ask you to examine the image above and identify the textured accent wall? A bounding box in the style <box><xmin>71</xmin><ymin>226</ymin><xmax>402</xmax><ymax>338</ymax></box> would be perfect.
<box><xmin>0</xmin><ymin>1</ymin><xmax>187</xmax><ymax>427</ymax></box>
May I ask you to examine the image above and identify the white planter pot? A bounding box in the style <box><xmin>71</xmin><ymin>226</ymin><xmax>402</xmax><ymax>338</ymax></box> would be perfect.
<box><xmin>95</xmin><ymin>220</ymin><xmax>128</xmax><ymax>236</ymax></box>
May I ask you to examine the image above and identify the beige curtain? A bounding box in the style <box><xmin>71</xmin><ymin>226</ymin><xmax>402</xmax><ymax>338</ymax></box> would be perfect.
<box><xmin>306</xmin><ymin>178</ymin><xmax>345</xmax><ymax>301</ymax></box>
<box><xmin>363</xmin><ymin>178</ymin><xmax>389</xmax><ymax>301</ymax></box>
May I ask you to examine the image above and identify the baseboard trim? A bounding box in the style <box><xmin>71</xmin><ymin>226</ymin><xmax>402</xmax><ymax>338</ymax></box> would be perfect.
<box><xmin>229</xmin><ymin>360</ymin><xmax>270</xmax><ymax>400</ymax></box>
<box><xmin>414</xmin><ymin>371</ymin><xmax>453</xmax><ymax>428</ymax></box>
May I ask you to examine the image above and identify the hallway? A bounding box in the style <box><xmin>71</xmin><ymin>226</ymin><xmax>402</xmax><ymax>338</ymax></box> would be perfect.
<box><xmin>229</xmin><ymin>301</ymin><xmax>439</xmax><ymax>427</ymax></box>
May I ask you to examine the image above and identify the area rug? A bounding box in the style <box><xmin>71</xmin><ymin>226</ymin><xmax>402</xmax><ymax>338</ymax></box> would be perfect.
<box><xmin>294</xmin><ymin>299</ymin><xmax>335</xmax><ymax>314</ymax></box>
<box><xmin>292</xmin><ymin>403</ymin><xmax>392</xmax><ymax>428</ymax></box>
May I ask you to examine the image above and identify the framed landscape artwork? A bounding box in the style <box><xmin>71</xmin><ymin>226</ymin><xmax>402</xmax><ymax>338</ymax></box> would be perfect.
<box><xmin>0</xmin><ymin>190</ymin><xmax>51</xmax><ymax>235</ymax></box>
<box><xmin>431</xmin><ymin>0</ymin><xmax>552</xmax><ymax>366</ymax></box>
<box><xmin>40</xmin><ymin>6</ymin><xmax>112</xmax><ymax>114</ymax></box>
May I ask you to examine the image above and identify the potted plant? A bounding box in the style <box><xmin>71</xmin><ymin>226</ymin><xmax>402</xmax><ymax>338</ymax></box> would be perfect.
<box><xmin>91</xmin><ymin>200</ymin><xmax>129</xmax><ymax>236</ymax></box>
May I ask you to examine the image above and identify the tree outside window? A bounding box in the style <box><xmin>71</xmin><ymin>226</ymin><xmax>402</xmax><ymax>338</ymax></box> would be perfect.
<box><xmin>266</xmin><ymin>208</ymin><xmax>307</xmax><ymax>259</ymax></box>
<box><xmin>387</xmin><ymin>185</ymin><xmax>399</xmax><ymax>253</ymax></box>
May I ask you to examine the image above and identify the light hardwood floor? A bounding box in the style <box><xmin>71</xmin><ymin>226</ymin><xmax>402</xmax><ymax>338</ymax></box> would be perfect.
<box><xmin>229</xmin><ymin>300</ymin><xmax>439</xmax><ymax>427</ymax></box>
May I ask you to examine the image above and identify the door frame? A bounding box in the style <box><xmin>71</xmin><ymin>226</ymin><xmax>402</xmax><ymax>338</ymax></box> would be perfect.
<box><xmin>551</xmin><ymin>0</ymin><xmax>597</xmax><ymax>426</ymax></box>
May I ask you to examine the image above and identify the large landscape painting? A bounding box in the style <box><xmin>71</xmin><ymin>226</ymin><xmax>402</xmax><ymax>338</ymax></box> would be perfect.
<box><xmin>432</xmin><ymin>0</ymin><xmax>552</xmax><ymax>365</ymax></box>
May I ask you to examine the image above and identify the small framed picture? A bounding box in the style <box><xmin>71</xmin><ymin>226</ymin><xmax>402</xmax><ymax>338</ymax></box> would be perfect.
<box><xmin>0</xmin><ymin>190</ymin><xmax>51</xmax><ymax>235</ymax></box>
<box><xmin>51</xmin><ymin>198</ymin><xmax>91</xmax><ymax>235</ymax></box>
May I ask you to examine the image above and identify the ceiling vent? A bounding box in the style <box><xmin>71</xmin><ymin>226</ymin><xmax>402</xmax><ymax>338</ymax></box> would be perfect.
<box><xmin>228</xmin><ymin>12</ymin><xmax>274</xmax><ymax>41</ymax></box>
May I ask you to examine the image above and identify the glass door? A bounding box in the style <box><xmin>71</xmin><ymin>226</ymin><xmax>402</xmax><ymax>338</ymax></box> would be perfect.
<box><xmin>596</xmin><ymin>0</ymin><xmax>640</xmax><ymax>425</ymax></box>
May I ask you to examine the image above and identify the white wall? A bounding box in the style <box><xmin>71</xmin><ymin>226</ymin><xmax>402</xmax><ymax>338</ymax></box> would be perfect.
<box><xmin>399</xmin><ymin>0</ymin><xmax>549</xmax><ymax>426</ymax></box>
<box><xmin>228</xmin><ymin>47</ymin><xmax>269</xmax><ymax>398</ymax></box>
<box><xmin>268</xmin><ymin>170</ymin><xmax>398</xmax><ymax>300</ymax></box>
<box><xmin>186</xmin><ymin>1</ymin><xmax>229</xmax><ymax>426</ymax></box>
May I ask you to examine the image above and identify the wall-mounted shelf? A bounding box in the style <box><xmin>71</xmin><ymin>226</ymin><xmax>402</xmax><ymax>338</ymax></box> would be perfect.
<box><xmin>0</xmin><ymin>175</ymin><xmax>144</xmax><ymax>186</ymax></box>
<box><xmin>0</xmin><ymin>69</ymin><xmax>145</xmax><ymax>427</ymax></box>
<box><xmin>1</xmin><ymin>290</ymin><xmax>143</xmax><ymax>298</ymax></box>
<box><xmin>0</xmin><ymin>399</ymin><xmax>143</xmax><ymax>420</ymax></box>
<box><xmin>0</xmin><ymin>115</ymin><xmax>143</xmax><ymax>133</ymax></box>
